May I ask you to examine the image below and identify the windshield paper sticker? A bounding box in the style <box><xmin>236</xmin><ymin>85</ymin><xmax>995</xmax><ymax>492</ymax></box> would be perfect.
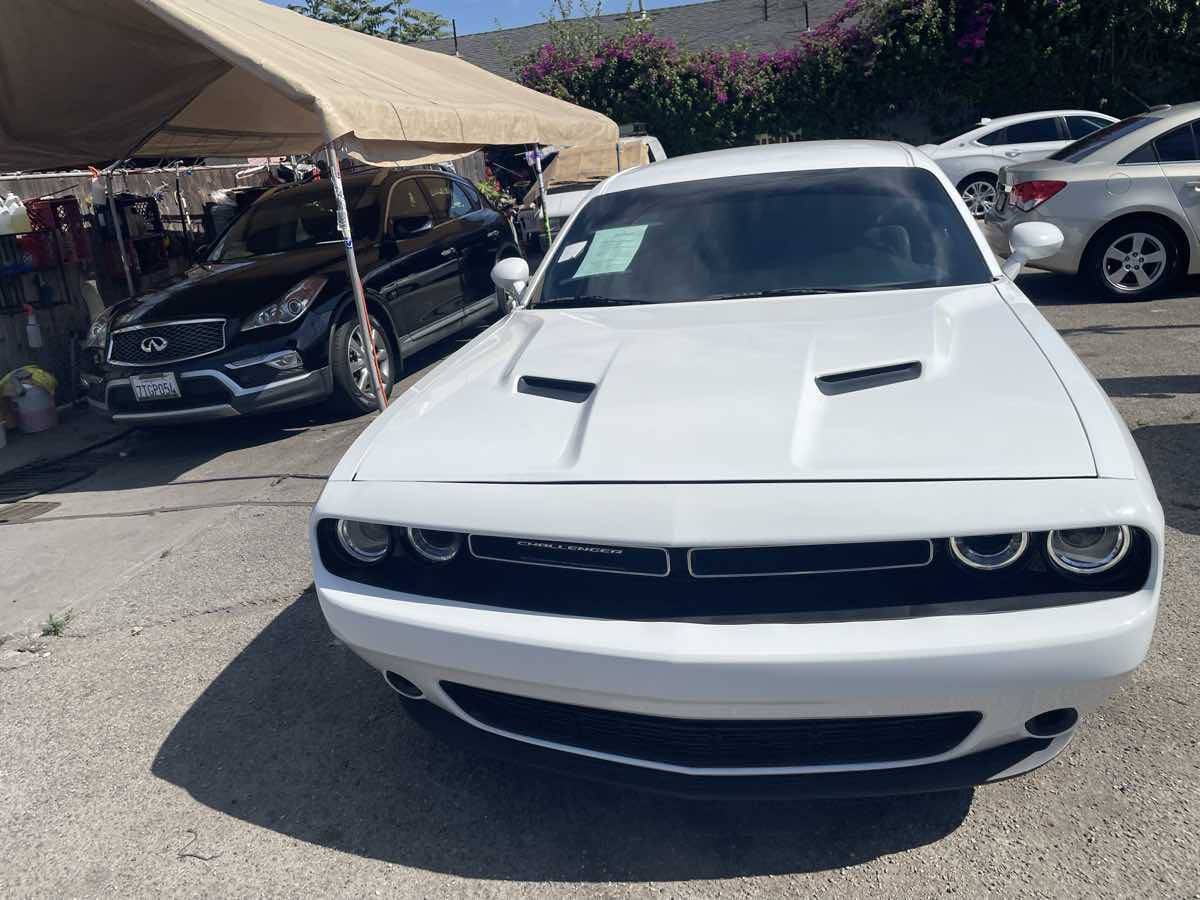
<box><xmin>572</xmin><ymin>225</ymin><xmax>648</xmax><ymax>277</ymax></box>
<box><xmin>559</xmin><ymin>240</ymin><xmax>587</xmax><ymax>262</ymax></box>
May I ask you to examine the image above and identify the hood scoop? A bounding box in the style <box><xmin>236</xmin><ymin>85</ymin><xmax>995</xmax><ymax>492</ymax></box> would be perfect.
<box><xmin>816</xmin><ymin>361</ymin><xmax>922</xmax><ymax>396</ymax></box>
<box><xmin>518</xmin><ymin>375</ymin><xmax>596</xmax><ymax>404</ymax></box>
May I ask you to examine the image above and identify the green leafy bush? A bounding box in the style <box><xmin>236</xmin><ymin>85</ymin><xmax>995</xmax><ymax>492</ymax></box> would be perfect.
<box><xmin>516</xmin><ymin>0</ymin><xmax>1200</xmax><ymax>155</ymax></box>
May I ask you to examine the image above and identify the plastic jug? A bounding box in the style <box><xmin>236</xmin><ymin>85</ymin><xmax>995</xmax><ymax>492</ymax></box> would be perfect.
<box><xmin>5</xmin><ymin>194</ymin><xmax>31</xmax><ymax>233</ymax></box>
<box><xmin>15</xmin><ymin>383</ymin><xmax>57</xmax><ymax>434</ymax></box>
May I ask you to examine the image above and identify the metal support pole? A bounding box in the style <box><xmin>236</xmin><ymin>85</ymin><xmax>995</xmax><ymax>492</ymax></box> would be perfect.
<box><xmin>106</xmin><ymin>171</ymin><xmax>136</xmax><ymax>297</ymax></box>
<box><xmin>529</xmin><ymin>144</ymin><xmax>553</xmax><ymax>250</ymax></box>
<box><xmin>326</xmin><ymin>142</ymin><xmax>387</xmax><ymax>412</ymax></box>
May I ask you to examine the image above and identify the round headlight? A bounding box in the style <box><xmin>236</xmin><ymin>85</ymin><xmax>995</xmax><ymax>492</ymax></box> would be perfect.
<box><xmin>336</xmin><ymin>519</ymin><xmax>392</xmax><ymax>564</ymax></box>
<box><xmin>406</xmin><ymin>527</ymin><xmax>463</xmax><ymax>564</ymax></box>
<box><xmin>1046</xmin><ymin>526</ymin><xmax>1130</xmax><ymax>575</ymax></box>
<box><xmin>949</xmin><ymin>532</ymin><xmax>1028</xmax><ymax>571</ymax></box>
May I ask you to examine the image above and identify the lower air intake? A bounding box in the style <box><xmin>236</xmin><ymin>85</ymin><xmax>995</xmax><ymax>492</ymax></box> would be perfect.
<box><xmin>442</xmin><ymin>682</ymin><xmax>981</xmax><ymax>768</ymax></box>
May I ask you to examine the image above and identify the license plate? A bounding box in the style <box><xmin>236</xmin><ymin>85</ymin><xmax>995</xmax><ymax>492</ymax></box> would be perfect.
<box><xmin>130</xmin><ymin>372</ymin><xmax>181</xmax><ymax>402</ymax></box>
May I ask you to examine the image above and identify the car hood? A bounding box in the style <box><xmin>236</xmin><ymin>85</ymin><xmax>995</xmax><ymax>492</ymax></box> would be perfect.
<box><xmin>353</xmin><ymin>285</ymin><xmax>1097</xmax><ymax>483</ymax></box>
<box><xmin>106</xmin><ymin>244</ymin><xmax>359</xmax><ymax>327</ymax></box>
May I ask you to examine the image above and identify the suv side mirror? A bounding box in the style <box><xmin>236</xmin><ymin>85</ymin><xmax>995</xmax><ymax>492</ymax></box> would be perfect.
<box><xmin>392</xmin><ymin>215</ymin><xmax>433</xmax><ymax>238</ymax></box>
<box><xmin>491</xmin><ymin>256</ymin><xmax>530</xmax><ymax>304</ymax></box>
<box><xmin>1002</xmin><ymin>221</ymin><xmax>1064</xmax><ymax>279</ymax></box>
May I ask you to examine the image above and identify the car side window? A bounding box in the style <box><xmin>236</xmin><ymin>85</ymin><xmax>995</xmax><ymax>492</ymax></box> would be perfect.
<box><xmin>1120</xmin><ymin>141</ymin><xmax>1159</xmax><ymax>165</ymax></box>
<box><xmin>386</xmin><ymin>179</ymin><xmax>434</xmax><ymax>235</ymax></box>
<box><xmin>976</xmin><ymin>128</ymin><xmax>1007</xmax><ymax>146</ymax></box>
<box><xmin>1002</xmin><ymin>118</ymin><xmax>1061</xmax><ymax>143</ymax></box>
<box><xmin>419</xmin><ymin>177</ymin><xmax>475</xmax><ymax>222</ymax></box>
<box><xmin>1154</xmin><ymin>123</ymin><xmax>1199</xmax><ymax>163</ymax></box>
<box><xmin>1066</xmin><ymin>116</ymin><xmax>1110</xmax><ymax>140</ymax></box>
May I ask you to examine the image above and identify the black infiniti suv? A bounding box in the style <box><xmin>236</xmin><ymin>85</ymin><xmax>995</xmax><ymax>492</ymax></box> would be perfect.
<box><xmin>83</xmin><ymin>169</ymin><xmax>522</xmax><ymax>422</ymax></box>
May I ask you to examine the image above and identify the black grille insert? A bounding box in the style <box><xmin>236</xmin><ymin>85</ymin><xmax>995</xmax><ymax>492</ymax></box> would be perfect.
<box><xmin>689</xmin><ymin>540</ymin><xmax>932</xmax><ymax>578</ymax></box>
<box><xmin>469</xmin><ymin>534</ymin><xmax>669</xmax><ymax>576</ymax></box>
<box><xmin>109</xmin><ymin>319</ymin><xmax>226</xmax><ymax>366</ymax></box>
<box><xmin>442</xmin><ymin>682</ymin><xmax>982</xmax><ymax>768</ymax></box>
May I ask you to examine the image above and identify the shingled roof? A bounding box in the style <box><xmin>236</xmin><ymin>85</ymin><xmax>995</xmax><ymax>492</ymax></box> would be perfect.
<box><xmin>417</xmin><ymin>0</ymin><xmax>848</xmax><ymax>80</ymax></box>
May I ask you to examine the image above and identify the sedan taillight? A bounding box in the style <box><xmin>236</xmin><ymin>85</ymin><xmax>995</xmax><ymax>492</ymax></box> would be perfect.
<box><xmin>1010</xmin><ymin>180</ymin><xmax>1067</xmax><ymax>212</ymax></box>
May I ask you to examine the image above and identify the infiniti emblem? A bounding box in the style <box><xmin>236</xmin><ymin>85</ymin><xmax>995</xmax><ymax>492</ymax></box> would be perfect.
<box><xmin>140</xmin><ymin>335</ymin><xmax>168</xmax><ymax>353</ymax></box>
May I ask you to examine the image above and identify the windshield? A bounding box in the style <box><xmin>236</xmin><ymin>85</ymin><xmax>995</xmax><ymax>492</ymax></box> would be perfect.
<box><xmin>1050</xmin><ymin>115</ymin><xmax>1159</xmax><ymax>163</ymax></box>
<box><xmin>530</xmin><ymin>168</ymin><xmax>992</xmax><ymax>308</ymax></box>
<box><xmin>209</xmin><ymin>182</ymin><xmax>379</xmax><ymax>261</ymax></box>
<box><xmin>933</xmin><ymin>122</ymin><xmax>984</xmax><ymax>144</ymax></box>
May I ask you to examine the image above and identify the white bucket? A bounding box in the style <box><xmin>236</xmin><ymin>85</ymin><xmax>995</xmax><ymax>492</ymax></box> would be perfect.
<box><xmin>16</xmin><ymin>385</ymin><xmax>57</xmax><ymax>434</ymax></box>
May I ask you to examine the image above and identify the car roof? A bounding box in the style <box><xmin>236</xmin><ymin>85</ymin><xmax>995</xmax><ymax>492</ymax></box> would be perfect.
<box><xmin>600</xmin><ymin>141</ymin><xmax>918</xmax><ymax>194</ymax></box>
<box><xmin>953</xmin><ymin>109</ymin><xmax>1115</xmax><ymax>140</ymax></box>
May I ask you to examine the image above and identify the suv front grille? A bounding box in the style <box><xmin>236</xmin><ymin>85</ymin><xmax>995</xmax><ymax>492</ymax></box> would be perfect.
<box><xmin>442</xmin><ymin>682</ymin><xmax>982</xmax><ymax>768</ymax></box>
<box><xmin>108</xmin><ymin>319</ymin><xmax>226</xmax><ymax>366</ymax></box>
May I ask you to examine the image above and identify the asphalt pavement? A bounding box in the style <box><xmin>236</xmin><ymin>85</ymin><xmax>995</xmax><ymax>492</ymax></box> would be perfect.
<box><xmin>1</xmin><ymin>275</ymin><xmax>1198</xmax><ymax>897</ymax></box>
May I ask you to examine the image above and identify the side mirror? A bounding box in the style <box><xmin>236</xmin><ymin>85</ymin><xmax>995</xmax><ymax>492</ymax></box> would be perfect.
<box><xmin>491</xmin><ymin>256</ymin><xmax>530</xmax><ymax>304</ymax></box>
<box><xmin>1001</xmin><ymin>221</ymin><xmax>1064</xmax><ymax>280</ymax></box>
<box><xmin>392</xmin><ymin>215</ymin><xmax>433</xmax><ymax>238</ymax></box>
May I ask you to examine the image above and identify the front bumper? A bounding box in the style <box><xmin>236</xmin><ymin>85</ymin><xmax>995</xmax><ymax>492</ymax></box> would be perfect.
<box><xmin>312</xmin><ymin>479</ymin><xmax>1162</xmax><ymax>792</ymax></box>
<box><xmin>86</xmin><ymin>364</ymin><xmax>333</xmax><ymax>424</ymax></box>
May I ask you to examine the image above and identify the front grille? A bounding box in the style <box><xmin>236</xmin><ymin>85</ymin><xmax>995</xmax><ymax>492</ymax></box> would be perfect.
<box><xmin>442</xmin><ymin>682</ymin><xmax>982</xmax><ymax>768</ymax></box>
<box><xmin>316</xmin><ymin>521</ymin><xmax>1154</xmax><ymax>624</ymax></box>
<box><xmin>468</xmin><ymin>534</ymin><xmax>670</xmax><ymax>576</ymax></box>
<box><xmin>108</xmin><ymin>319</ymin><xmax>226</xmax><ymax>366</ymax></box>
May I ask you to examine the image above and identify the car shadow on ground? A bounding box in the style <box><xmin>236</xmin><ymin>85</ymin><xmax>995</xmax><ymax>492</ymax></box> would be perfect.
<box><xmin>151</xmin><ymin>591</ymin><xmax>973</xmax><ymax>881</ymax></box>
<box><xmin>1019</xmin><ymin>270</ymin><xmax>1200</xmax><ymax>307</ymax></box>
<box><xmin>1130</xmin><ymin>423</ymin><xmax>1200</xmax><ymax>536</ymax></box>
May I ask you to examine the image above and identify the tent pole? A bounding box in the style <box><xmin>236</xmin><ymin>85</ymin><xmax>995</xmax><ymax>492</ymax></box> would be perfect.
<box><xmin>325</xmin><ymin>142</ymin><xmax>387</xmax><ymax>412</ymax></box>
<box><xmin>105</xmin><ymin>171</ymin><xmax>136</xmax><ymax>297</ymax></box>
<box><xmin>529</xmin><ymin>144</ymin><xmax>552</xmax><ymax>250</ymax></box>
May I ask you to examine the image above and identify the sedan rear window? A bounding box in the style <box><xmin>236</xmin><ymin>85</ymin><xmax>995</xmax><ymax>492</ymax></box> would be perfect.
<box><xmin>1050</xmin><ymin>115</ymin><xmax>1159</xmax><ymax>163</ymax></box>
<box><xmin>531</xmin><ymin>168</ymin><xmax>992</xmax><ymax>308</ymax></box>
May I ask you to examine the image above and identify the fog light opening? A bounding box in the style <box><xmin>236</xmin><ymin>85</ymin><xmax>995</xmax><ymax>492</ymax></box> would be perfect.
<box><xmin>1025</xmin><ymin>707</ymin><xmax>1078</xmax><ymax>737</ymax></box>
<box><xmin>267</xmin><ymin>350</ymin><xmax>304</xmax><ymax>371</ymax></box>
<box><xmin>384</xmin><ymin>670</ymin><xmax>425</xmax><ymax>699</ymax></box>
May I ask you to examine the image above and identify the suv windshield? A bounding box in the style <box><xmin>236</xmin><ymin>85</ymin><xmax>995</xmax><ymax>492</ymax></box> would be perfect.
<box><xmin>209</xmin><ymin>182</ymin><xmax>379</xmax><ymax>261</ymax></box>
<box><xmin>531</xmin><ymin>168</ymin><xmax>992</xmax><ymax>308</ymax></box>
<box><xmin>1050</xmin><ymin>115</ymin><xmax>1159</xmax><ymax>163</ymax></box>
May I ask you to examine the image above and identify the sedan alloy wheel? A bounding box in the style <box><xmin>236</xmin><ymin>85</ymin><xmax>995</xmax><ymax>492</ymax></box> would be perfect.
<box><xmin>960</xmin><ymin>179</ymin><xmax>998</xmax><ymax>217</ymax></box>
<box><xmin>1101</xmin><ymin>232</ymin><xmax>1168</xmax><ymax>295</ymax></box>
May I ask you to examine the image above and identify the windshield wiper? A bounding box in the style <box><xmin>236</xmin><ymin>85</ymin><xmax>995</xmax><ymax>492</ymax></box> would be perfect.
<box><xmin>695</xmin><ymin>287</ymin><xmax>865</xmax><ymax>301</ymax></box>
<box><xmin>535</xmin><ymin>296</ymin><xmax>652</xmax><ymax>309</ymax></box>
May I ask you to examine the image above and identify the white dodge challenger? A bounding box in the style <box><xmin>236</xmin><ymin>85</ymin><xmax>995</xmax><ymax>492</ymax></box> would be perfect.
<box><xmin>311</xmin><ymin>142</ymin><xmax>1162</xmax><ymax>796</ymax></box>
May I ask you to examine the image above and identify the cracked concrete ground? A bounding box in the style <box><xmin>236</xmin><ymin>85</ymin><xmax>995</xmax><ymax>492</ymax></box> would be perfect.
<box><xmin>1</xmin><ymin>278</ymin><xmax>1198</xmax><ymax>897</ymax></box>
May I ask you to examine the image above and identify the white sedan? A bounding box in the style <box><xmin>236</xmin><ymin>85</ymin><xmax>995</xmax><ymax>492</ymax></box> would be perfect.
<box><xmin>919</xmin><ymin>110</ymin><xmax>1116</xmax><ymax>216</ymax></box>
<box><xmin>312</xmin><ymin>142</ymin><xmax>1162</xmax><ymax>796</ymax></box>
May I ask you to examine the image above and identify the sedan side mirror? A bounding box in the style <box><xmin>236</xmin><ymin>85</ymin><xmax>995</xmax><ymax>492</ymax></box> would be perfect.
<box><xmin>1002</xmin><ymin>222</ymin><xmax>1064</xmax><ymax>280</ymax></box>
<box><xmin>491</xmin><ymin>256</ymin><xmax>530</xmax><ymax>304</ymax></box>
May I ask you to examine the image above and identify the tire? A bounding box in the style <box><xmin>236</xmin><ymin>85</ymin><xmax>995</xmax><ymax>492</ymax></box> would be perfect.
<box><xmin>493</xmin><ymin>243</ymin><xmax>525</xmax><ymax>318</ymax></box>
<box><xmin>330</xmin><ymin>312</ymin><xmax>397</xmax><ymax>415</ymax></box>
<box><xmin>1084</xmin><ymin>220</ymin><xmax>1178</xmax><ymax>301</ymax></box>
<box><xmin>957</xmin><ymin>174</ymin><xmax>998</xmax><ymax>218</ymax></box>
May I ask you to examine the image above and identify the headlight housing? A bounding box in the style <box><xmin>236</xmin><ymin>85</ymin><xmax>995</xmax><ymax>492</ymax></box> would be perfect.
<box><xmin>335</xmin><ymin>519</ymin><xmax>392</xmax><ymax>564</ymax></box>
<box><xmin>83</xmin><ymin>310</ymin><xmax>112</xmax><ymax>349</ymax></box>
<box><xmin>406</xmin><ymin>527</ymin><xmax>463</xmax><ymax>564</ymax></box>
<box><xmin>241</xmin><ymin>275</ymin><xmax>327</xmax><ymax>331</ymax></box>
<box><xmin>949</xmin><ymin>532</ymin><xmax>1028</xmax><ymax>572</ymax></box>
<box><xmin>1046</xmin><ymin>526</ymin><xmax>1131</xmax><ymax>575</ymax></box>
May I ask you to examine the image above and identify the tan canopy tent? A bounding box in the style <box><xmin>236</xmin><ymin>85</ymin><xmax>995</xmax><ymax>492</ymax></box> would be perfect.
<box><xmin>0</xmin><ymin>0</ymin><xmax>617</xmax><ymax>410</ymax></box>
<box><xmin>0</xmin><ymin>0</ymin><xmax>617</xmax><ymax>171</ymax></box>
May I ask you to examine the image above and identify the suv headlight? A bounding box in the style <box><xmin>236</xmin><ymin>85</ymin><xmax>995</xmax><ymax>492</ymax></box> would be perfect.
<box><xmin>241</xmin><ymin>276</ymin><xmax>327</xmax><ymax>332</ymax></box>
<box><xmin>83</xmin><ymin>310</ymin><xmax>112</xmax><ymax>349</ymax></box>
